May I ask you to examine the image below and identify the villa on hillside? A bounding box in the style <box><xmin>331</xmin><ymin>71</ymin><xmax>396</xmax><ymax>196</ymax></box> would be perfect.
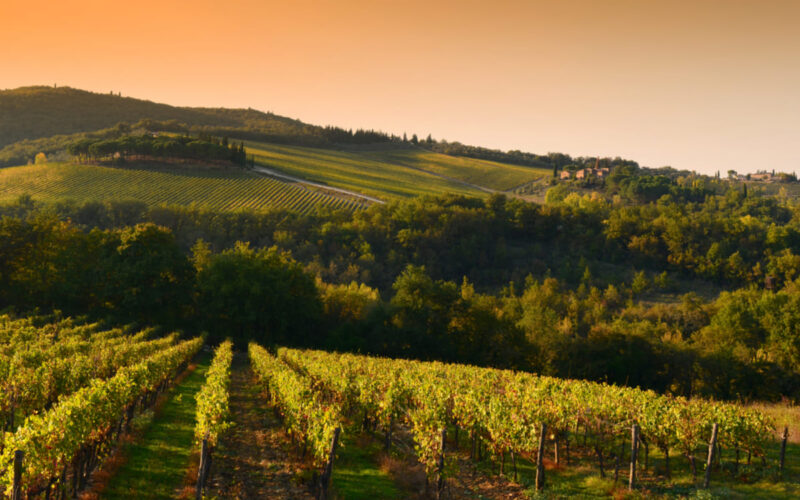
<box><xmin>563</xmin><ymin>167</ymin><xmax>610</xmax><ymax>180</ymax></box>
<box><xmin>750</xmin><ymin>172</ymin><xmax>776</xmax><ymax>182</ymax></box>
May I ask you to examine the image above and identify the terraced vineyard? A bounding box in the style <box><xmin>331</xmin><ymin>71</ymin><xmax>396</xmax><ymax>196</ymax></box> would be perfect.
<box><xmin>0</xmin><ymin>162</ymin><xmax>367</xmax><ymax>214</ymax></box>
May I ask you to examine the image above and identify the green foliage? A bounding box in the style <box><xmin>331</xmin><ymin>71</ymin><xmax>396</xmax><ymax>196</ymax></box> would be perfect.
<box><xmin>282</xmin><ymin>347</ymin><xmax>775</xmax><ymax>487</ymax></box>
<box><xmin>0</xmin><ymin>323</ymin><xmax>177</xmax><ymax>431</ymax></box>
<box><xmin>3</xmin><ymin>188</ymin><xmax>800</xmax><ymax>401</ymax></box>
<box><xmin>249</xmin><ymin>343</ymin><xmax>342</xmax><ymax>467</ymax></box>
<box><xmin>67</xmin><ymin>134</ymin><xmax>248</xmax><ymax>166</ymax></box>
<box><xmin>0</xmin><ymin>337</ymin><xmax>202</xmax><ymax>494</ymax></box>
<box><xmin>195</xmin><ymin>340</ymin><xmax>233</xmax><ymax>446</ymax></box>
<box><xmin>196</xmin><ymin>243</ymin><xmax>322</xmax><ymax>345</ymax></box>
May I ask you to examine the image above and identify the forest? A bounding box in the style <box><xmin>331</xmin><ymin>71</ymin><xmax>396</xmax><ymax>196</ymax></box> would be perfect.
<box><xmin>2</xmin><ymin>180</ymin><xmax>800</xmax><ymax>404</ymax></box>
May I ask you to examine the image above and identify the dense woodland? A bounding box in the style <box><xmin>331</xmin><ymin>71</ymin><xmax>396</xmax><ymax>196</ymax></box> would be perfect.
<box><xmin>3</xmin><ymin>180</ymin><xmax>800</xmax><ymax>403</ymax></box>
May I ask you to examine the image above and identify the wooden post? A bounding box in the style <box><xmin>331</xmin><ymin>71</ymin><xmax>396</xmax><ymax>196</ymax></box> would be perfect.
<box><xmin>511</xmin><ymin>451</ymin><xmax>517</xmax><ymax>482</ymax></box>
<box><xmin>629</xmin><ymin>423</ymin><xmax>639</xmax><ymax>491</ymax></box>
<box><xmin>11</xmin><ymin>450</ymin><xmax>23</xmax><ymax>500</ymax></box>
<box><xmin>779</xmin><ymin>426</ymin><xmax>788</xmax><ymax>479</ymax></box>
<box><xmin>195</xmin><ymin>436</ymin><xmax>209</xmax><ymax>500</ymax></box>
<box><xmin>536</xmin><ymin>423</ymin><xmax>546</xmax><ymax>490</ymax></box>
<box><xmin>384</xmin><ymin>417</ymin><xmax>392</xmax><ymax>452</ymax></box>
<box><xmin>593</xmin><ymin>446</ymin><xmax>606</xmax><ymax>478</ymax></box>
<box><xmin>320</xmin><ymin>427</ymin><xmax>341</xmax><ymax>500</ymax></box>
<box><xmin>436</xmin><ymin>427</ymin><xmax>446</xmax><ymax>499</ymax></box>
<box><xmin>554</xmin><ymin>435</ymin><xmax>560</xmax><ymax>465</ymax></box>
<box><xmin>470</xmin><ymin>430</ymin><xmax>476</xmax><ymax>460</ymax></box>
<box><xmin>703</xmin><ymin>423</ymin><xmax>718</xmax><ymax>489</ymax></box>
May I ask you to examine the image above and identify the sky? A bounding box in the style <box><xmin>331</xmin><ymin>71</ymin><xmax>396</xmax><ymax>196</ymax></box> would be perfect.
<box><xmin>1</xmin><ymin>0</ymin><xmax>799</xmax><ymax>174</ymax></box>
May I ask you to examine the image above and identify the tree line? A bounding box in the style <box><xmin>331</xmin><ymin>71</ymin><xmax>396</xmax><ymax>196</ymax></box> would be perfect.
<box><xmin>66</xmin><ymin>134</ymin><xmax>249</xmax><ymax>166</ymax></box>
<box><xmin>3</xmin><ymin>192</ymin><xmax>800</xmax><ymax>402</ymax></box>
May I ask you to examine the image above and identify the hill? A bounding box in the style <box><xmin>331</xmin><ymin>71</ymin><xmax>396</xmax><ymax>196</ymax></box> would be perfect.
<box><xmin>0</xmin><ymin>86</ymin><xmax>321</xmax><ymax>150</ymax></box>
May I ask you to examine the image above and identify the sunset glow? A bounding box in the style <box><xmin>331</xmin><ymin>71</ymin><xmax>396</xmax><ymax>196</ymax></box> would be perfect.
<box><xmin>2</xmin><ymin>0</ymin><xmax>799</xmax><ymax>173</ymax></box>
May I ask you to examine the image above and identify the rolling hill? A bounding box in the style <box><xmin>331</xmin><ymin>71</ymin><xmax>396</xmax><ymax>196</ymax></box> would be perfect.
<box><xmin>0</xmin><ymin>86</ymin><xmax>317</xmax><ymax>149</ymax></box>
<box><xmin>0</xmin><ymin>85</ymin><xmax>552</xmax><ymax>210</ymax></box>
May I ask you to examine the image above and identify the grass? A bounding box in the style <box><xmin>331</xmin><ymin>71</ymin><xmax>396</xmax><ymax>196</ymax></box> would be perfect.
<box><xmin>452</xmin><ymin>420</ymin><xmax>800</xmax><ymax>499</ymax></box>
<box><xmin>98</xmin><ymin>352</ymin><xmax>211</xmax><ymax>499</ymax></box>
<box><xmin>746</xmin><ymin>402</ymin><xmax>800</xmax><ymax>443</ymax></box>
<box><xmin>245</xmin><ymin>142</ymin><xmax>548</xmax><ymax>200</ymax></box>
<box><xmin>0</xmin><ymin>162</ymin><xmax>365</xmax><ymax>214</ymax></box>
<box><xmin>331</xmin><ymin>432</ymin><xmax>403</xmax><ymax>500</ymax></box>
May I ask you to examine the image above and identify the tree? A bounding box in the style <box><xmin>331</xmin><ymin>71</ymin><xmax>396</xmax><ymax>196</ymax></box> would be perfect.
<box><xmin>99</xmin><ymin>223</ymin><xmax>195</xmax><ymax>328</ymax></box>
<box><xmin>34</xmin><ymin>152</ymin><xmax>47</xmax><ymax>164</ymax></box>
<box><xmin>197</xmin><ymin>243</ymin><xmax>322</xmax><ymax>345</ymax></box>
<box><xmin>390</xmin><ymin>265</ymin><xmax>458</xmax><ymax>359</ymax></box>
<box><xmin>631</xmin><ymin>270</ymin><xmax>649</xmax><ymax>295</ymax></box>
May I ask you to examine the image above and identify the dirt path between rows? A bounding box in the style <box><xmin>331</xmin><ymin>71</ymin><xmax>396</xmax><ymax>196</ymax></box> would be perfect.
<box><xmin>205</xmin><ymin>353</ymin><xmax>313</xmax><ymax>499</ymax></box>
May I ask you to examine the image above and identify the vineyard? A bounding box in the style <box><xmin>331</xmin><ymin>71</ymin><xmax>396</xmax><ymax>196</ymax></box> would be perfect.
<box><xmin>0</xmin><ymin>313</ymin><xmax>202</xmax><ymax>498</ymax></box>
<box><xmin>0</xmin><ymin>313</ymin><xmax>797</xmax><ymax>499</ymax></box>
<box><xmin>245</xmin><ymin>141</ymin><xmax>550</xmax><ymax>200</ymax></box>
<box><xmin>248</xmin><ymin>346</ymin><xmax>794</xmax><ymax>498</ymax></box>
<box><xmin>0</xmin><ymin>163</ymin><xmax>367</xmax><ymax>215</ymax></box>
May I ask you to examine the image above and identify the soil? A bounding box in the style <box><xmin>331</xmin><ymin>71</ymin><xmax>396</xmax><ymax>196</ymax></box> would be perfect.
<box><xmin>205</xmin><ymin>353</ymin><xmax>313</xmax><ymax>499</ymax></box>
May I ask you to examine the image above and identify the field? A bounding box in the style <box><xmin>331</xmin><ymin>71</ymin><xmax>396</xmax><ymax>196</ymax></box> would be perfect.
<box><xmin>0</xmin><ymin>161</ymin><xmax>366</xmax><ymax>214</ymax></box>
<box><xmin>245</xmin><ymin>141</ymin><xmax>550</xmax><ymax>200</ymax></box>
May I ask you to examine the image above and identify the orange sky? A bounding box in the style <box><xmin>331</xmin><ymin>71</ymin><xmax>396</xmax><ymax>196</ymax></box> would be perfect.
<box><xmin>2</xmin><ymin>0</ymin><xmax>799</xmax><ymax>174</ymax></box>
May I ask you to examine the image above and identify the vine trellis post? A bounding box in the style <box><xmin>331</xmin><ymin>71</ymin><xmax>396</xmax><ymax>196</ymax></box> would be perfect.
<box><xmin>629</xmin><ymin>423</ymin><xmax>639</xmax><ymax>491</ymax></box>
<box><xmin>11</xmin><ymin>450</ymin><xmax>23</xmax><ymax>500</ymax></box>
<box><xmin>702</xmin><ymin>423</ymin><xmax>719</xmax><ymax>489</ymax></box>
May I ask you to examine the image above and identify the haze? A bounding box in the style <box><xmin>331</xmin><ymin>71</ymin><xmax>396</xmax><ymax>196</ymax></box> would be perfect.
<box><xmin>2</xmin><ymin>0</ymin><xmax>798</xmax><ymax>174</ymax></box>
